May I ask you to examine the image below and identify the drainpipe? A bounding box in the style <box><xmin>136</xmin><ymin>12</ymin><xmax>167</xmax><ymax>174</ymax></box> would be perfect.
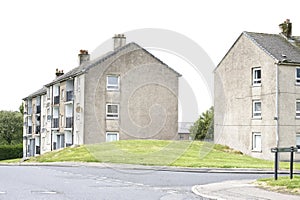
<box><xmin>275</xmin><ymin>62</ymin><xmax>279</xmax><ymax>148</ymax></box>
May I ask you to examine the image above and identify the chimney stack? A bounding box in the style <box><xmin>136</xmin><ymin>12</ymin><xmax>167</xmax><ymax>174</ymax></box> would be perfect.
<box><xmin>78</xmin><ymin>49</ymin><xmax>90</xmax><ymax>65</ymax></box>
<box><xmin>113</xmin><ymin>34</ymin><xmax>126</xmax><ymax>50</ymax></box>
<box><xmin>279</xmin><ymin>19</ymin><xmax>292</xmax><ymax>38</ymax></box>
<box><xmin>55</xmin><ymin>68</ymin><xmax>64</xmax><ymax>77</ymax></box>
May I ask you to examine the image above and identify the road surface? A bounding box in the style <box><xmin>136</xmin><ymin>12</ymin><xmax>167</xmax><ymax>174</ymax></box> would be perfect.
<box><xmin>0</xmin><ymin>165</ymin><xmax>270</xmax><ymax>200</ymax></box>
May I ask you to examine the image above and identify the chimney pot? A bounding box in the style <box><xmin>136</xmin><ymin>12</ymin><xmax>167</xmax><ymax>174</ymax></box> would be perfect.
<box><xmin>279</xmin><ymin>19</ymin><xmax>292</xmax><ymax>38</ymax></box>
<box><xmin>78</xmin><ymin>49</ymin><xmax>90</xmax><ymax>65</ymax></box>
<box><xmin>113</xmin><ymin>34</ymin><xmax>126</xmax><ymax>50</ymax></box>
<box><xmin>55</xmin><ymin>68</ymin><xmax>64</xmax><ymax>77</ymax></box>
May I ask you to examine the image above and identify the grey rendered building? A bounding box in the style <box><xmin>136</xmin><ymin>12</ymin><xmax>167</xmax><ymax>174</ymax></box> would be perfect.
<box><xmin>23</xmin><ymin>34</ymin><xmax>180</xmax><ymax>157</ymax></box>
<box><xmin>214</xmin><ymin>20</ymin><xmax>300</xmax><ymax>160</ymax></box>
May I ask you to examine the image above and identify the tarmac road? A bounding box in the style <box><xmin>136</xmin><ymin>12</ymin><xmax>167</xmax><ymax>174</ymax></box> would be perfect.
<box><xmin>0</xmin><ymin>164</ymin><xmax>272</xmax><ymax>200</ymax></box>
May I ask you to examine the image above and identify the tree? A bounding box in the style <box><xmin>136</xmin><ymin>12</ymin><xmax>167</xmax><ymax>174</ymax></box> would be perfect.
<box><xmin>19</xmin><ymin>103</ymin><xmax>24</xmax><ymax>115</ymax></box>
<box><xmin>0</xmin><ymin>111</ymin><xmax>23</xmax><ymax>145</ymax></box>
<box><xmin>190</xmin><ymin>107</ymin><xmax>214</xmax><ymax>140</ymax></box>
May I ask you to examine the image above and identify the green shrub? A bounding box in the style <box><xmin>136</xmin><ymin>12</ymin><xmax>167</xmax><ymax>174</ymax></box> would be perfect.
<box><xmin>0</xmin><ymin>144</ymin><xmax>23</xmax><ymax>160</ymax></box>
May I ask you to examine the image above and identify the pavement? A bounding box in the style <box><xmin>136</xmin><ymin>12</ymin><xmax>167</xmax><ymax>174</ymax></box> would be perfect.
<box><xmin>192</xmin><ymin>179</ymin><xmax>300</xmax><ymax>200</ymax></box>
<box><xmin>1</xmin><ymin>161</ymin><xmax>300</xmax><ymax>199</ymax></box>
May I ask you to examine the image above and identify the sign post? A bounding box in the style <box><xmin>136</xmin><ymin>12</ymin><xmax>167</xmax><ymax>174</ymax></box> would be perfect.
<box><xmin>271</xmin><ymin>147</ymin><xmax>278</xmax><ymax>180</ymax></box>
<box><xmin>271</xmin><ymin>146</ymin><xmax>298</xmax><ymax>180</ymax></box>
<box><xmin>290</xmin><ymin>146</ymin><xmax>294</xmax><ymax>180</ymax></box>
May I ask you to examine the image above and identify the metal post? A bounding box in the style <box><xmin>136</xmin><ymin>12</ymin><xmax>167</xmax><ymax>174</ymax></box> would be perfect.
<box><xmin>274</xmin><ymin>148</ymin><xmax>278</xmax><ymax>180</ymax></box>
<box><xmin>290</xmin><ymin>146</ymin><xmax>294</xmax><ymax>180</ymax></box>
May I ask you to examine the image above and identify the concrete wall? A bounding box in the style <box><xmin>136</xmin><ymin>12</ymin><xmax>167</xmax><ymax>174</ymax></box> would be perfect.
<box><xmin>84</xmin><ymin>44</ymin><xmax>179</xmax><ymax>144</ymax></box>
<box><xmin>214</xmin><ymin>34</ymin><xmax>277</xmax><ymax>160</ymax></box>
<box><xmin>73</xmin><ymin>74</ymin><xmax>85</xmax><ymax>145</ymax></box>
<box><xmin>41</xmin><ymin>93</ymin><xmax>51</xmax><ymax>154</ymax></box>
<box><xmin>278</xmin><ymin>65</ymin><xmax>300</xmax><ymax>160</ymax></box>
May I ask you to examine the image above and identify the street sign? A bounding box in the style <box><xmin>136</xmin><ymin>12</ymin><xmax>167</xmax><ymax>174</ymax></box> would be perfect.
<box><xmin>270</xmin><ymin>146</ymin><xmax>298</xmax><ymax>180</ymax></box>
<box><xmin>271</xmin><ymin>147</ymin><xmax>298</xmax><ymax>153</ymax></box>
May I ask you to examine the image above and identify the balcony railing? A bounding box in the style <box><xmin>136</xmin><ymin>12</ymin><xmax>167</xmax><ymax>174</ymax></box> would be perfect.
<box><xmin>52</xmin><ymin>118</ymin><xmax>59</xmax><ymax>128</ymax></box>
<box><xmin>36</xmin><ymin>105</ymin><xmax>41</xmax><ymax>114</ymax></box>
<box><xmin>28</xmin><ymin>126</ymin><xmax>32</xmax><ymax>134</ymax></box>
<box><xmin>54</xmin><ymin>96</ymin><xmax>60</xmax><ymax>104</ymax></box>
<box><xmin>36</xmin><ymin>126</ymin><xmax>40</xmax><ymax>134</ymax></box>
<box><xmin>66</xmin><ymin>91</ymin><xmax>74</xmax><ymax>102</ymax></box>
<box><xmin>66</xmin><ymin>117</ymin><xmax>73</xmax><ymax>128</ymax></box>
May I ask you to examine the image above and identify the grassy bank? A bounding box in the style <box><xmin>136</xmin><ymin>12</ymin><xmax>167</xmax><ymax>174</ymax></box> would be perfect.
<box><xmin>256</xmin><ymin>176</ymin><xmax>300</xmax><ymax>195</ymax></box>
<box><xmin>27</xmin><ymin>140</ymin><xmax>300</xmax><ymax>169</ymax></box>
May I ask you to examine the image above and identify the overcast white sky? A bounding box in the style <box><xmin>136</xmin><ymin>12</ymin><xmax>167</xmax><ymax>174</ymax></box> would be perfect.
<box><xmin>1</xmin><ymin>0</ymin><xmax>299</xmax><ymax>113</ymax></box>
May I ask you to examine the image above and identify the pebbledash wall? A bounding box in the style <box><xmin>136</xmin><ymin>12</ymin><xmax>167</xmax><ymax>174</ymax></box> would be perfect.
<box><xmin>214</xmin><ymin>20</ymin><xmax>300</xmax><ymax>160</ymax></box>
<box><xmin>23</xmin><ymin>34</ymin><xmax>181</xmax><ymax>157</ymax></box>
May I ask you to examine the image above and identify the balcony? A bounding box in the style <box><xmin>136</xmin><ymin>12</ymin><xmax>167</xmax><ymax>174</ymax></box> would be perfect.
<box><xmin>66</xmin><ymin>91</ymin><xmax>74</xmax><ymax>102</ymax></box>
<box><xmin>36</xmin><ymin>105</ymin><xmax>41</xmax><ymax>114</ymax></box>
<box><xmin>36</xmin><ymin>126</ymin><xmax>40</xmax><ymax>134</ymax></box>
<box><xmin>28</xmin><ymin>126</ymin><xmax>32</xmax><ymax>134</ymax></box>
<box><xmin>52</xmin><ymin>118</ymin><xmax>59</xmax><ymax>128</ymax></box>
<box><xmin>66</xmin><ymin>117</ymin><xmax>73</xmax><ymax>128</ymax></box>
<box><xmin>54</xmin><ymin>96</ymin><xmax>60</xmax><ymax>104</ymax></box>
<box><xmin>36</xmin><ymin>146</ymin><xmax>40</xmax><ymax>155</ymax></box>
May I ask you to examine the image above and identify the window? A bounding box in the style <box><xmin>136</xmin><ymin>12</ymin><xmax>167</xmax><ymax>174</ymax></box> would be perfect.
<box><xmin>296</xmin><ymin>100</ymin><xmax>300</xmax><ymax>118</ymax></box>
<box><xmin>61</xmin><ymin>89</ymin><xmax>65</xmax><ymax>100</ymax></box>
<box><xmin>252</xmin><ymin>132</ymin><xmax>262</xmax><ymax>151</ymax></box>
<box><xmin>106</xmin><ymin>104</ymin><xmax>119</xmax><ymax>119</ymax></box>
<box><xmin>107</xmin><ymin>75</ymin><xmax>120</xmax><ymax>91</ymax></box>
<box><xmin>106</xmin><ymin>132</ymin><xmax>119</xmax><ymax>142</ymax></box>
<box><xmin>253</xmin><ymin>100</ymin><xmax>261</xmax><ymax>118</ymax></box>
<box><xmin>296</xmin><ymin>68</ymin><xmax>300</xmax><ymax>84</ymax></box>
<box><xmin>252</xmin><ymin>68</ymin><xmax>261</xmax><ymax>86</ymax></box>
<box><xmin>296</xmin><ymin>133</ymin><xmax>300</xmax><ymax>147</ymax></box>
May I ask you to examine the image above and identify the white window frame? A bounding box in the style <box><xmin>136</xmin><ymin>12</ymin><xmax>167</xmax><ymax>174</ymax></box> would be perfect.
<box><xmin>296</xmin><ymin>133</ymin><xmax>300</xmax><ymax>147</ymax></box>
<box><xmin>252</xmin><ymin>132</ymin><xmax>262</xmax><ymax>152</ymax></box>
<box><xmin>106</xmin><ymin>132</ymin><xmax>119</xmax><ymax>142</ymax></box>
<box><xmin>252</xmin><ymin>100</ymin><xmax>262</xmax><ymax>118</ymax></box>
<box><xmin>252</xmin><ymin>67</ymin><xmax>261</xmax><ymax>86</ymax></box>
<box><xmin>296</xmin><ymin>67</ymin><xmax>300</xmax><ymax>85</ymax></box>
<box><xmin>296</xmin><ymin>100</ymin><xmax>300</xmax><ymax>118</ymax></box>
<box><xmin>106</xmin><ymin>104</ymin><xmax>119</xmax><ymax>119</ymax></box>
<box><xmin>106</xmin><ymin>75</ymin><xmax>120</xmax><ymax>91</ymax></box>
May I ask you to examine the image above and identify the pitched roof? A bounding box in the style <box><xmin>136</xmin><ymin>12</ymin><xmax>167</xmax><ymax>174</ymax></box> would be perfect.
<box><xmin>45</xmin><ymin>42</ymin><xmax>181</xmax><ymax>86</ymax></box>
<box><xmin>244</xmin><ymin>31</ymin><xmax>300</xmax><ymax>63</ymax></box>
<box><xmin>23</xmin><ymin>87</ymin><xmax>47</xmax><ymax>100</ymax></box>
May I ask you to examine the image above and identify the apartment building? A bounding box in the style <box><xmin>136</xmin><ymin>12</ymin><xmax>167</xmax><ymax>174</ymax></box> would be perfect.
<box><xmin>23</xmin><ymin>34</ymin><xmax>180</xmax><ymax>157</ymax></box>
<box><xmin>214</xmin><ymin>20</ymin><xmax>300</xmax><ymax>160</ymax></box>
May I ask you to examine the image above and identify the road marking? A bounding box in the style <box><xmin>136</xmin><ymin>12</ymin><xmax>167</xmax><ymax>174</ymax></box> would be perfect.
<box><xmin>0</xmin><ymin>191</ymin><xmax>6</xmax><ymax>194</ymax></box>
<box><xmin>40</xmin><ymin>191</ymin><xmax>57</xmax><ymax>194</ymax></box>
<box><xmin>31</xmin><ymin>190</ymin><xmax>58</xmax><ymax>194</ymax></box>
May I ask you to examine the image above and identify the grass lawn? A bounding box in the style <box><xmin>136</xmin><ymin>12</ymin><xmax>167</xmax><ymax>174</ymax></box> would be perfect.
<box><xmin>256</xmin><ymin>176</ymin><xmax>300</xmax><ymax>195</ymax></box>
<box><xmin>29</xmin><ymin>145</ymin><xmax>97</xmax><ymax>162</ymax></box>
<box><xmin>24</xmin><ymin>140</ymin><xmax>300</xmax><ymax>170</ymax></box>
<box><xmin>0</xmin><ymin>158</ymin><xmax>22</xmax><ymax>163</ymax></box>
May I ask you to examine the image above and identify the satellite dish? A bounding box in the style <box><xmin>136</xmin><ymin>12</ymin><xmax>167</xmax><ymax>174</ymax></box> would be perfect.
<box><xmin>76</xmin><ymin>106</ymin><xmax>82</xmax><ymax>113</ymax></box>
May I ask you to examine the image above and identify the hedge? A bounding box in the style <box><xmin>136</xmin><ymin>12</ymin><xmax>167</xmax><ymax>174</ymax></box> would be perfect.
<box><xmin>0</xmin><ymin>144</ymin><xmax>23</xmax><ymax>160</ymax></box>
